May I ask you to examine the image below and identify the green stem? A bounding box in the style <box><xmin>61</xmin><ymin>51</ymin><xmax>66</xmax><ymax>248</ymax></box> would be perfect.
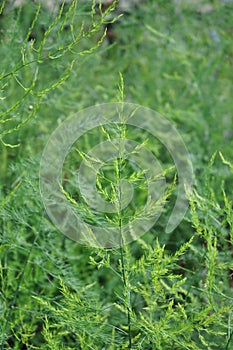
<box><xmin>120</xmin><ymin>245</ymin><xmax>132</xmax><ymax>348</ymax></box>
<box><xmin>118</xmin><ymin>143</ymin><xmax>132</xmax><ymax>348</ymax></box>
<box><xmin>226</xmin><ymin>329</ymin><xmax>233</xmax><ymax>350</ymax></box>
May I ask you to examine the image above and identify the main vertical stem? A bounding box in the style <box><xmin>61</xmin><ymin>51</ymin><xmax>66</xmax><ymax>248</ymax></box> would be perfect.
<box><xmin>120</xmin><ymin>243</ymin><xmax>132</xmax><ymax>348</ymax></box>
<box><xmin>118</xmin><ymin>140</ymin><xmax>132</xmax><ymax>348</ymax></box>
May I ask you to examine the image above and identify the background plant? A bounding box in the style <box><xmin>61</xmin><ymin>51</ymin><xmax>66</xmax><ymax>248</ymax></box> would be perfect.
<box><xmin>0</xmin><ymin>0</ymin><xmax>233</xmax><ymax>349</ymax></box>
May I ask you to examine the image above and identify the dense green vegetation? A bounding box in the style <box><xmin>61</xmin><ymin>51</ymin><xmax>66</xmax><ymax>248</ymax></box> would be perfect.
<box><xmin>0</xmin><ymin>0</ymin><xmax>233</xmax><ymax>348</ymax></box>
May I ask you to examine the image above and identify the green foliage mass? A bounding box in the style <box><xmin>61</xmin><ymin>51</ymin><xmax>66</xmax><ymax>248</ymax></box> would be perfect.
<box><xmin>0</xmin><ymin>0</ymin><xmax>233</xmax><ymax>349</ymax></box>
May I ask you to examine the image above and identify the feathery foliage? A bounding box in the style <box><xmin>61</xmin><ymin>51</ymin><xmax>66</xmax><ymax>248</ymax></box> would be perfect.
<box><xmin>0</xmin><ymin>0</ymin><xmax>233</xmax><ymax>349</ymax></box>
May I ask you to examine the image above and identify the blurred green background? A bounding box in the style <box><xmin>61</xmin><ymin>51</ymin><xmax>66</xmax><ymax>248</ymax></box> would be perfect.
<box><xmin>0</xmin><ymin>0</ymin><xmax>233</xmax><ymax>348</ymax></box>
